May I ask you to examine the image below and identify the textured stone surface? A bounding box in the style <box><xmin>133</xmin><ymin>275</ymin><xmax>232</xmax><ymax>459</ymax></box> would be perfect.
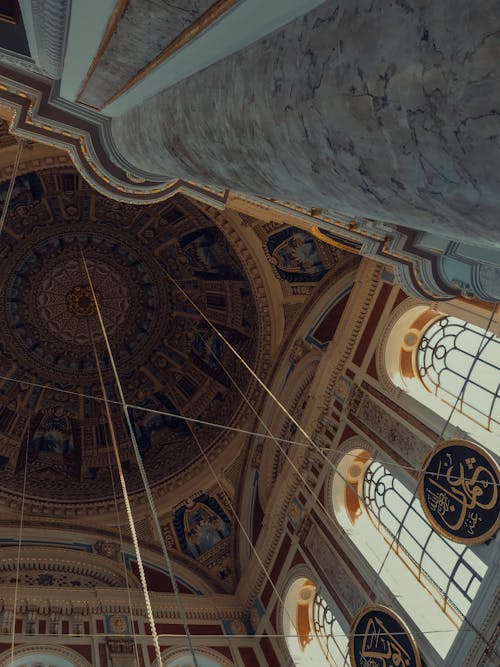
<box><xmin>305</xmin><ymin>523</ymin><xmax>365</xmax><ymax>615</ymax></box>
<box><xmin>80</xmin><ymin>0</ymin><xmax>214</xmax><ymax>108</ymax></box>
<box><xmin>112</xmin><ymin>0</ymin><xmax>500</xmax><ymax>246</ymax></box>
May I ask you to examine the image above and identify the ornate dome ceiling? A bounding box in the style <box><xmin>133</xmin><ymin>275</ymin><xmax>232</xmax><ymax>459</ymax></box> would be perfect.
<box><xmin>0</xmin><ymin>168</ymin><xmax>259</xmax><ymax>508</ymax></box>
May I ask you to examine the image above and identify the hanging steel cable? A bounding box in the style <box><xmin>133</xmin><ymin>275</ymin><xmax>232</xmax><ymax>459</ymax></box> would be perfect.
<box><xmin>95</xmin><ymin>336</ymin><xmax>141</xmax><ymax>666</ymax></box>
<box><xmin>82</xmin><ymin>248</ymin><xmax>199</xmax><ymax>667</ymax></box>
<box><xmin>92</xmin><ymin>337</ymin><xmax>163</xmax><ymax>666</ymax></box>
<box><xmin>10</xmin><ymin>418</ymin><xmax>29</xmax><ymax>666</ymax></box>
<box><xmin>164</xmin><ymin>267</ymin><xmax>499</xmax><ymax>664</ymax></box>
<box><xmin>0</xmin><ymin>139</ymin><xmax>23</xmax><ymax>235</ymax></box>
<box><xmin>0</xmin><ymin>370</ymin><xmax>494</xmax><ymax>487</ymax></box>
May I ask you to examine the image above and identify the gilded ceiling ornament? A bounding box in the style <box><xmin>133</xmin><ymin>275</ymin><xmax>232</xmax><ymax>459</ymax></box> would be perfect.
<box><xmin>0</xmin><ymin>168</ymin><xmax>259</xmax><ymax>508</ymax></box>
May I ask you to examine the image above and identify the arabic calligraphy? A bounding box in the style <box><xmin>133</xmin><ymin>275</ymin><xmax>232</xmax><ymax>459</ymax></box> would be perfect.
<box><xmin>361</xmin><ymin>617</ymin><xmax>411</xmax><ymax>666</ymax></box>
<box><xmin>420</xmin><ymin>440</ymin><xmax>500</xmax><ymax>544</ymax></box>
<box><xmin>350</xmin><ymin>605</ymin><xmax>421</xmax><ymax>667</ymax></box>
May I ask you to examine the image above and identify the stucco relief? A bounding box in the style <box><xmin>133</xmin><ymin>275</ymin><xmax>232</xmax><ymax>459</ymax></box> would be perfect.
<box><xmin>351</xmin><ymin>390</ymin><xmax>429</xmax><ymax>468</ymax></box>
<box><xmin>0</xmin><ymin>167</ymin><xmax>278</xmax><ymax>517</ymax></box>
<box><xmin>305</xmin><ymin>524</ymin><xmax>365</xmax><ymax>617</ymax></box>
<box><xmin>0</xmin><ymin>558</ymin><xmax>126</xmax><ymax>588</ymax></box>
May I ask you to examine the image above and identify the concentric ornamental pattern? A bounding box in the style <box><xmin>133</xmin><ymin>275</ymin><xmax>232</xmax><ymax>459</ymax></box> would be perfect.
<box><xmin>0</xmin><ymin>168</ymin><xmax>259</xmax><ymax>505</ymax></box>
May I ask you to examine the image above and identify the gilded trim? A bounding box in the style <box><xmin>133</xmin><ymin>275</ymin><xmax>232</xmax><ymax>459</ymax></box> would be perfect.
<box><xmin>76</xmin><ymin>0</ymin><xmax>129</xmax><ymax>103</ymax></box>
<box><xmin>311</xmin><ymin>224</ymin><xmax>361</xmax><ymax>254</ymax></box>
<box><xmin>97</xmin><ymin>0</ymin><xmax>239</xmax><ymax>110</ymax></box>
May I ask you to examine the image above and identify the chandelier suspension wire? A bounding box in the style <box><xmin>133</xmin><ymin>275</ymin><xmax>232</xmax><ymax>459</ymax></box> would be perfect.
<box><xmin>369</xmin><ymin>304</ymin><xmax>497</xmax><ymax>589</ymax></box>
<box><xmin>10</xmin><ymin>417</ymin><xmax>30</xmax><ymax>665</ymax></box>
<box><xmin>92</xmin><ymin>339</ymin><xmax>142</xmax><ymax>667</ymax></box>
<box><xmin>162</xmin><ymin>270</ymin><xmax>431</xmax><ymax>507</ymax></box>
<box><xmin>0</xmin><ymin>626</ymin><xmax>483</xmax><ymax>641</ymax></box>
<box><xmin>165</xmin><ymin>270</ymin><xmax>499</xmax><ymax>659</ymax></box>
<box><xmin>4</xmin><ymin>141</ymin><xmax>27</xmax><ymax>662</ymax></box>
<box><xmin>124</xmin><ymin>402</ymin><xmax>498</xmax><ymax>486</ymax></box>
<box><xmin>0</xmin><ymin>150</ymin><xmax>493</xmax><ymax>662</ymax></box>
<box><xmin>0</xmin><ymin>371</ymin><xmax>494</xmax><ymax>487</ymax></box>
<box><xmin>0</xmin><ymin>139</ymin><xmax>24</xmax><ymax>235</ymax></box>
<box><xmin>162</xmin><ymin>271</ymin><xmax>424</xmax><ymax>553</ymax></box>
<box><xmin>91</xmin><ymin>334</ymin><xmax>163</xmax><ymax>666</ymax></box>
<box><xmin>81</xmin><ymin>249</ymin><xmax>199</xmax><ymax>667</ymax></box>
<box><xmin>187</xmin><ymin>425</ymin><xmax>313</xmax><ymax>665</ymax></box>
<box><xmin>200</xmin><ymin>333</ymin><xmax>353</xmax><ymax>557</ymax></box>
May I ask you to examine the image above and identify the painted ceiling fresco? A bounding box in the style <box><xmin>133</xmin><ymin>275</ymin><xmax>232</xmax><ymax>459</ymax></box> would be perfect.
<box><xmin>0</xmin><ymin>168</ymin><xmax>258</xmax><ymax>503</ymax></box>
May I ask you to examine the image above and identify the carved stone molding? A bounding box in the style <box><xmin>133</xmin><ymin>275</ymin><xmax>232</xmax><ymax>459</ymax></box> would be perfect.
<box><xmin>28</xmin><ymin>0</ymin><xmax>71</xmax><ymax>78</ymax></box>
<box><xmin>0</xmin><ymin>588</ymin><xmax>242</xmax><ymax>621</ymax></box>
<box><xmin>374</xmin><ymin>295</ymin><xmax>424</xmax><ymax>398</ymax></box>
<box><xmin>304</xmin><ymin>523</ymin><xmax>366</xmax><ymax>617</ymax></box>
<box><xmin>350</xmin><ymin>388</ymin><xmax>430</xmax><ymax>468</ymax></box>
<box><xmin>0</xmin><ymin>48</ymin><xmax>44</xmax><ymax>76</ymax></box>
<box><xmin>155</xmin><ymin>647</ymin><xmax>234</xmax><ymax>667</ymax></box>
<box><xmin>311</xmin><ymin>259</ymin><xmax>383</xmax><ymax>439</ymax></box>
<box><xmin>0</xmin><ymin>152</ymin><xmax>72</xmax><ymax>181</ymax></box>
<box><xmin>94</xmin><ymin>541</ymin><xmax>121</xmax><ymax>561</ymax></box>
<box><xmin>0</xmin><ymin>546</ymin><xmax>130</xmax><ymax>588</ymax></box>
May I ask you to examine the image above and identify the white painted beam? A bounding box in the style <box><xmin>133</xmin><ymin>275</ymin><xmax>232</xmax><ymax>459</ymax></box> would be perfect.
<box><xmin>103</xmin><ymin>0</ymin><xmax>326</xmax><ymax>116</ymax></box>
<box><xmin>60</xmin><ymin>0</ymin><xmax>117</xmax><ymax>102</ymax></box>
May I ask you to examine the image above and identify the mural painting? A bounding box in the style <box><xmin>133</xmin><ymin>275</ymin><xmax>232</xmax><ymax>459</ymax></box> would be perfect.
<box><xmin>180</xmin><ymin>226</ymin><xmax>243</xmax><ymax>280</ymax></box>
<box><xmin>173</xmin><ymin>494</ymin><xmax>231</xmax><ymax>559</ymax></box>
<box><xmin>266</xmin><ymin>227</ymin><xmax>328</xmax><ymax>283</ymax></box>
<box><xmin>25</xmin><ymin>413</ymin><xmax>80</xmax><ymax>480</ymax></box>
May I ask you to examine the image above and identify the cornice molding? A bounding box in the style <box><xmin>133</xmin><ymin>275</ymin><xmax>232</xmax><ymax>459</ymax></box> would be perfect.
<box><xmin>29</xmin><ymin>0</ymin><xmax>71</xmax><ymax>78</ymax></box>
<box><xmin>154</xmin><ymin>647</ymin><xmax>234</xmax><ymax>667</ymax></box>
<box><xmin>0</xmin><ymin>585</ymin><xmax>242</xmax><ymax>620</ymax></box>
<box><xmin>0</xmin><ymin>63</ymin><xmax>495</xmax><ymax>302</ymax></box>
<box><xmin>0</xmin><ymin>545</ymin><xmax>139</xmax><ymax>588</ymax></box>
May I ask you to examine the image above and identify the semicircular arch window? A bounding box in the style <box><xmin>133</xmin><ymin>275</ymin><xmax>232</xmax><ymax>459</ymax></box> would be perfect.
<box><xmin>331</xmin><ymin>449</ymin><xmax>490</xmax><ymax>659</ymax></box>
<box><xmin>417</xmin><ymin>316</ymin><xmax>499</xmax><ymax>431</ymax></box>
<box><xmin>384</xmin><ymin>307</ymin><xmax>499</xmax><ymax>453</ymax></box>
<box><xmin>283</xmin><ymin>577</ymin><xmax>349</xmax><ymax>666</ymax></box>
<box><xmin>5</xmin><ymin>653</ymin><xmax>80</xmax><ymax>667</ymax></box>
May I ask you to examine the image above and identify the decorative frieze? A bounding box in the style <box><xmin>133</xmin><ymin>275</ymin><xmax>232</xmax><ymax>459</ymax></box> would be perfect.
<box><xmin>349</xmin><ymin>388</ymin><xmax>430</xmax><ymax>468</ymax></box>
<box><xmin>305</xmin><ymin>524</ymin><xmax>365</xmax><ymax>617</ymax></box>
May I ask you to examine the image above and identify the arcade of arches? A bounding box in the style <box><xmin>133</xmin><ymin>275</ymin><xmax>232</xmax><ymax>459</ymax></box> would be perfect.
<box><xmin>0</xmin><ymin>3</ymin><xmax>497</xmax><ymax>667</ymax></box>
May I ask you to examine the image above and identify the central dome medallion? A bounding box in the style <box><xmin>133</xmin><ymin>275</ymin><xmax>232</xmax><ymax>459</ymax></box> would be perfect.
<box><xmin>7</xmin><ymin>229</ymin><xmax>162</xmax><ymax>380</ymax></box>
<box><xmin>0</xmin><ymin>169</ymin><xmax>259</xmax><ymax>509</ymax></box>
<box><xmin>66</xmin><ymin>285</ymin><xmax>100</xmax><ymax>317</ymax></box>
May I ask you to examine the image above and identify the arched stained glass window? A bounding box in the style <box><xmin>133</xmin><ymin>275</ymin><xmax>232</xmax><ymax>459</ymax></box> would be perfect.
<box><xmin>363</xmin><ymin>461</ymin><xmax>487</xmax><ymax>618</ymax></box>
<box><xmin>417</xmin><ymin>316</ymin><xmax>499</xmax><ymax>431</ymax></box>
<box><xmin>283</xmin><ymin>577</ymin><xmax>349</xmax><ymax>666</ymax></box>
<box><xmin>331</xmin><ymin>448</ymin><xmax>491</xmax><ymax>658</ymax></box>
<box><xmin>311</xmin><ymin>590</ymin><xmax>349</xmax><ymax>666</ymax></box>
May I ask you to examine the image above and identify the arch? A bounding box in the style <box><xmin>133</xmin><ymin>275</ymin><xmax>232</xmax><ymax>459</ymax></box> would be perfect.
<box><xmin>416</xmin><ymin>315</ymin><xmax>499</xmax><ymax>431</ymax></box>
<box><xmin>0</xmin><ymin>645</ymin><xmax>91</xmax><ymax>667</ymax></box>
<box><xmin>0</xmin><ymin>530</ymin><xmax>217</xmax><ymax>596</ymax></box>
<box><xmin>155</xmin><ymin>647</ymin><xmax>233</xmax><ymax>667</ymax></box>
<box><xmin>258</xmin><ymin>355</ymin><xmax>320</xmax><ymax>506</ymax></box>
<box><xmin>330</xmin><ymin>444</ymin><xmax>490</xmax><ymax>659</ymax></box>
<box><xmin>280</xmin><ymin>566</ymin><xmax>349</xmax><ymax>667</ymax></box>
<box><xmin>0</xmin><ymin>545</ymin><xmax>134</xmax><ymax>589</ymax></box>
<box><xmin>377</xmin><ymin>299</ymin><xmax>499</xmax><ymax>452</ymax></box>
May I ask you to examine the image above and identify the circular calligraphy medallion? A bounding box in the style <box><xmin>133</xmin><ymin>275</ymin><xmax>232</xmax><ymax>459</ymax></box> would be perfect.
<box><xmin>349</xmin><ymin>604</ymin><xmax>421</xmax><ymax>667</ymax></box>
<box><xmin>418</xmin><ymin>439</ymin><xmax>500</xmax><ymax>545</ymax></box>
